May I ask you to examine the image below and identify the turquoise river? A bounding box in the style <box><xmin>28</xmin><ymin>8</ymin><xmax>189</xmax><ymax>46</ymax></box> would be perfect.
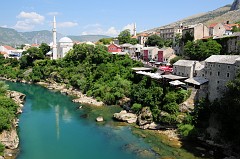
<box><xmin>6</xmin><ymin>82</ymin><xmax>207</xmax><ymax>159</ymax></box>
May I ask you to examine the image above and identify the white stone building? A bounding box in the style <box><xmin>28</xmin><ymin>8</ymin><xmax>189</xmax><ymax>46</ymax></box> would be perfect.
<box><xmin>57</xmin><ymin>37</ymin><xmax>74</xmax><ymax>58</ymax></box>
<box><xmin>204</xmin><ymin>55</ymin><xmax>240</xmax><ymax>101</ymax></box>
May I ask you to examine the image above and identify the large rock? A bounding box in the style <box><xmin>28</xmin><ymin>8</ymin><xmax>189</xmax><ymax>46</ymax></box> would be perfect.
<box><xmin>230</xmin><ymin>0</ymin><xmax>240</xmax><ymax>11</ymax></box>
<box><xmin>6</xmin><ymin>91</ymin><xmax>26</xmax><ymax>114</ymax></box>
<box><xmin>113</xmin><ymin>110</ymin><xmax>137</xmax><ymax>124</ymax></box>
<box><xmin>96</xmin><ymin>116</ymin><xmax>104</xmax><ymax>122</ymax></box>
<box><xmin>0</xmin><ymin>128</ymin><xmax>19</xmax><ymax>150</ymax></box>
<box><xmin>137</xmin><ymin>107</ymin><xmax>153</xmax><ymax>126</ymax></box>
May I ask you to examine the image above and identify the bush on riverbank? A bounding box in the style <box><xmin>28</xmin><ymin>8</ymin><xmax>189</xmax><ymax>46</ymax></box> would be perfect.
<box><xmin>0</xmin><ymin>82</ymin><xmax>18</xmax><ymax>132</ymax></box>
<box><xmin>0</xmin><ymin>142</ymin><xmax>4</xmax><ymax>156</ymax></box>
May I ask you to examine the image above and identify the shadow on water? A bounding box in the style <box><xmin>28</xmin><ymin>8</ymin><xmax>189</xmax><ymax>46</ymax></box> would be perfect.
<box><xmin>180</xmin><ymin>138</ymin><xmax>227</xmax><ymax>159</ymax></box>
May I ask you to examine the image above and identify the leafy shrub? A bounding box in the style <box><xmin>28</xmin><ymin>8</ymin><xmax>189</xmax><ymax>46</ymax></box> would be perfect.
<box><xmin>131</xmin><ymin>103</ymin><xmax>142</xmax><ymax>113</ymax></box>
<box><xmin>0</xmin><ymin>107</ymin><xmax>13</xmax><ymax>132</ymax></box>
<box><xmin>161</xmin><ymin>114</ymin><xmax>178</xmax><ymax>125</ymax></box>
<box><xmin>0</xmin><ymin>142</ymin><xmax>4</xmax><ymax>156</ymax></box>
<box><xmin>178</xmin><ymin>124</ymin><xmax>195</xmax><ymax>137</ymax></box>
<box><xmin>0</xmin><ymin>96</ymin><xmax>18</xmax><ymax>113</ymax></box>
<box><xmin>162</xmin><ymin>102</ymin><xmax>179</xmax><ymax>114</ymax></box>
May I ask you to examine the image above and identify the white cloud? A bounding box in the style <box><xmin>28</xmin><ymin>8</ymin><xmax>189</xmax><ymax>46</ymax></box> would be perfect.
<box><xmin>1</xmin><ymin>25</ymin><xmax>8</xmax><ymax>28</ymax></box>
<box><xmin>47</xmin><ymin>12</ymin><xmax>60</xmax><ymax>16</ymax></box>
<box><xmin>106</xmin><ymin>27</ymin><xmax>119</xmax><ymax>36</ymax></box>
<box><xmin>122</xmin><ymin>23</ymin><xmax>135</xmax><ymax>34</ymax></box>
<box><xmin>13</xmin><ymin>11</ymin><xmax>45</xmax><ymax>31</ymax></box>
<box><xmin>83</xmin><ymin>23</ymin><xmax>101</xmax><ymax>29</ymax></box>
<box><xmin>58</xmin><ymin>22</ymin><xmax>78</xmax><ymax>28</ymax></box>
<box><xmin>17</xmin><ymin>11</ymin><xmax>44</xmax><ymax>24</ymax></box>
<box><xmin>14</xmin><ymin>21</ymin><xmax>34</xmax><ymax>30</ymax></box>
<box><xmin>81</xmin><ymin>26</ymin><xmax>119</xmax><ymax>36</ymax></box>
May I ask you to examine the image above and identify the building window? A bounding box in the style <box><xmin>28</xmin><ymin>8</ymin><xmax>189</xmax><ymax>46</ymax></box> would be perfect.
<box><xmin>218</xmin><ymin>64</ymin><xmax>220</xmax><ymax>67</ymax></box>
<box><xmin>218</xmin><ymin>72</ymin><xmax>220</xmax><ymax>76</ymax></box>
<box><xmin>202</xmin><ymin>74</ymin><xmax>204</xmax><ymax>77</ymax></box>
<box><xmin>228</xmin><ymin>66</ymin><xmax>230</xmax><ymax>69</ymax></box>
<box><xmin>227</xmin><ymin>73</ymin><xmax>230</xmax><ymax>78</ymax></box>
<box><xmin>210</xmin><ymin>72</ymin><xmax>212</xmax><ymax>76</ymax></box>
<box><xmin>217</xmin><ymin>81</ymin><xmax>220</xmax><ymax>84</ymax></box>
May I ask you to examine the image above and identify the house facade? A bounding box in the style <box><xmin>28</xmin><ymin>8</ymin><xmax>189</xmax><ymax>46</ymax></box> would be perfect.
<box><xmin>129</xmin><ymin>44</ymin><xmax>143</xmax><ymax>58</ymax></box>
<box><xmin>204</xmin><ymin>55</ymin><xmax>240</xmax><ymax>101</ymax></box>
<box><xmin>137</xmin><ymin>33</ymin><xmax>149</xmax><ymax>45</ymax></box>
<box><xmin>121</xmin><ymin>43</ymin><xmax>132</xmax><ymax>53</ymax></box>
<box><xmin>182</xmin><ymin>23</ymin><xmax>209</xmax><ymax>41</ymax></box>
<box><xmin>108</xmin><ymin>44</ymin><xmax>122</xmax><ymax>53</ymax></box>
<box><xmin>173</xmin><ymin>60</ymin><xmax>202</xmax><ymax>78</ymax></box>
<box><xmin>156</xmin><ymin>47</ymin><xmax>175</xmax><ymax>63</ymax></box>
<box><xmin>159</xmin><ymin>27</ymin><xmax>182</xmax><ymax>41</ymax></box>
<box><xmin>0</xmin><ymin>45</ymin><xmax>24</xmax><ymax>59</ymax></box>
<box><xmin>209</xmin><ymin>23</ymin><xmax>232</xmax><ymax>37</ymax></box>
<box><xmin>140</xmin><ymin>47</ymin><xmax>159</xmax><ymax>61</ymax></box>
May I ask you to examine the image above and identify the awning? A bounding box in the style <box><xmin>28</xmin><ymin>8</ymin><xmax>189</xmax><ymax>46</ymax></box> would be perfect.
<box><xmin>169</xmin><ymin>80</ymin><xmax>185</xmax><ymax>86</ymax></box>
<box><xmin>136</xmin><ymin>71</ymin><xmax>162</xmax><ymax>79</ymax></box>
<box><xmin>184</xmin><ymin>77</ymin><xmax>208</xmax><ymax>85</ymax></box>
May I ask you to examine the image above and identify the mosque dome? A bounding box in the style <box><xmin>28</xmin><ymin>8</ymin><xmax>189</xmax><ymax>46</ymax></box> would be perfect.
<box><xmin>85</xmin><ymin>41</ymin><xmax>95</xmax><ymax>46</ymax></box>
<box><xmin>59</xmin><ymin>37</ymin><xmax>73</xmax><ymax>43</ymax></box>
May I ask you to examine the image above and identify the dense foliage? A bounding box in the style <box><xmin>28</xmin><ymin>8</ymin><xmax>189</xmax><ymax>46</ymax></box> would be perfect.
<box><xmin>184</xmin><ymin>39</ymin><xmax>222</xmax><ymax>60</ymax></box>
<box><xmin>117</xmin><ymin>29</ymin><xmax>138</xmax><ymax>45</ymax></box>
<box><xmin>97</xmin><ymin>38</ymin><xmax>113</xmax><ymax>45</ymax></box>
<box><xmin>0</xmin><ymin>81</ymin><xmax>19</xmax><ymax>155</ymax></box>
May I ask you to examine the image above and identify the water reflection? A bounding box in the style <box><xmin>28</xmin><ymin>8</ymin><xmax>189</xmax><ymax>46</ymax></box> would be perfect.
<box><xmin>55</xmin><ymin>105</ymin><xmax>60</xmax><ymax>140</ymax></box>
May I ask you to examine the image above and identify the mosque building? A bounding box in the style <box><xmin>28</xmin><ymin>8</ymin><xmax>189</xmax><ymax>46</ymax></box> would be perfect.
<box><xmin>51</xmin><ymin>16</ymin><xmax>73</xmax><ymax>59</ymax></box>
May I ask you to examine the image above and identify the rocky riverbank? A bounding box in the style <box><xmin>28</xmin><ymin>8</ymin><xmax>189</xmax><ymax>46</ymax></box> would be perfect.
<box><xmin>0</xmin><ymin>91</ymin><xmax>26</xmax><ymax>159</ymax></box>
<box><xmin>113</xmin><ymin>107</ymin><xmax>182</xmax><ymax>147</ymax></box>
<box><xmin>36</xmin><ymin>81</ymin><xmax>104</xmax><ymax>106</ymax></box>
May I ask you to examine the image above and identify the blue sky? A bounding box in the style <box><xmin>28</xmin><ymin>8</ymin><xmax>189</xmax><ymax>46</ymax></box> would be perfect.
<box><xmin>0</xmin><ymin>0</ymin><xmax>234</xmax><ymax>37</ymax></box>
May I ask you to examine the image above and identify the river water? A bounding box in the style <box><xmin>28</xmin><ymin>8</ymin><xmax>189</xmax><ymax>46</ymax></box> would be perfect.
<box><xmin>6</xmin><ymin>82</ymin><xmax>206</xmax><ymax>159</ymax></box>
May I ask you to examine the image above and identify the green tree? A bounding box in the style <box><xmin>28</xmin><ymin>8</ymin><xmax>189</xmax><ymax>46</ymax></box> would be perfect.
<box><xmin>39</xmin><ymin>43</ymin><xmax>50</xmax><ymax>56</ymax></box>
<box><xmin>118</xmin><ymin>29</ymin><xmax>131</xmax><ymax>44</ymax></box>
<box><xmin>0</xmin><ymin>81</ymin><xmax>8</xmax><ymax>96</ymax></box>
<box><xmin>0</xmin><ymin>107</ymin><xmax>13</xmax><ymax>131</ymax></box>
<box><xmin>0</xmin><ymin>142</ymin><xmax>4</xmax><ymax>156</ymax></box>
<box><xmin>129</xmin><ymin>38</ymin><xmax>138</xmax><ymax>45</ymax></box>
<box><xmin>98</xmin><ymin>38</ymin><xmax>113</xmax><ymax>45</ymax></box>
<box><xmin>182</xmin><ymin>31</ymin><xmax>194</xmax><ymax>44</ymax></box>
<box><xmin>184</xmin><ymin>39</ymin><xmax>222</xmax><ymax>60</ymax></box>
<box><xmin>145</xmin><ymin>34</ymin><xmax>164</xmax><ymax>47</ymax></box>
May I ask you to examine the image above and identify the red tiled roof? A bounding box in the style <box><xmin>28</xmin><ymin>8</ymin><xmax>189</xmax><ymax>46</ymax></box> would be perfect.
<box><xmin>31</xmin><ymin>44</ymin><xmax>39</xmax><ymax>47</ymax></box>
<box><xmin>223</xmin><ymin>24</ymin><xmax>232</xmax><ymax>31</ymax></box>
<box><xmin>3</xmin><ymin>45</ymin><xmax>16</xmax><ymax>50</ymax></box>
<box><xmin>0</xmin><ymin>51</ymin><xmax>7</xmax><ymax>55</ymax></box>
<box><xmin>209</xmin><ymin>23</ymin><xmax>218</xmax><ymax>28</ymax></box>
<box><xmin>138</xmin><ymin>33</ymin><xmax>149</xmax><ymax>37</ymax></box>
<box><xmin>131</xmin><ymin>36</ymin><xmax>137</xmax><ymax>39</ymax></box>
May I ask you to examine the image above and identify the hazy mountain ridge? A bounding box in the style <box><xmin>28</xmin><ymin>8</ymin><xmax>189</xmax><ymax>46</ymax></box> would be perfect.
<box><xmin>0</xmin><ymin>28</ymin><xmax>111</xmax><ymax>46</ymax></box>
<box><xmin>68</xmin><ymin>35</ymin><xmax>111</xmax><ymax>42</ymax></box>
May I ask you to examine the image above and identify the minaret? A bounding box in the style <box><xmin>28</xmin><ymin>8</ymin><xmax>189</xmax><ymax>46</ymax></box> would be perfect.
<box><xmin>52</xmin><ymin>16</ymin><xmax>57</xmax><ymax>60</ymax></box>
<box><xmin>133</xmin><ymin>23</ymin><xmax>137</xmax><ymax>36</ymax></box>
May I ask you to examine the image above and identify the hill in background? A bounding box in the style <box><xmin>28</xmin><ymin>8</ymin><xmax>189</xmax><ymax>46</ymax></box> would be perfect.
<box><xmin>0</xmin><ymin>27</ymin><xmax>111</xmax><ymax>47</ymax></box>
<box><xmin>145</xmin><ymin>1</ymin><xmax>240</xmax><ymax>33</ymax></box>
<box><xmin>68</xmin><ymin>35</ymin><xmax>111</xmax><ymax>42</ymax></box>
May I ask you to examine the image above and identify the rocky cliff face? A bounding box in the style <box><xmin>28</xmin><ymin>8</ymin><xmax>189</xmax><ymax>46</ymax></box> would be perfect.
<box><xmin>230</xmin><ymin>0</ymin><xmax>240</xmax><ymax>10</ymax></box>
